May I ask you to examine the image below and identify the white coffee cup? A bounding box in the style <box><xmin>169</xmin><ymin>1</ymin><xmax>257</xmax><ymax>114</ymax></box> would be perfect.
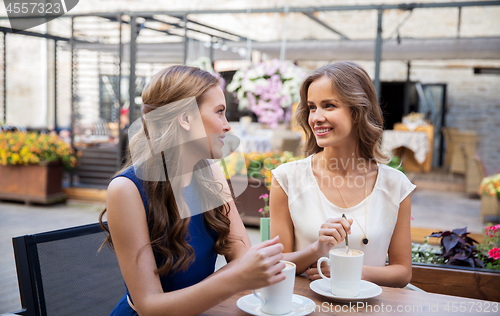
<box><xmin>317</xmin><ymin>249</ymin><xmax>364</xmax><ymax>297</ymax></box>
<box><xmin>252</xmin><ymin>261</ymin><xmax>296</xmax><ymax>315</ymax></box>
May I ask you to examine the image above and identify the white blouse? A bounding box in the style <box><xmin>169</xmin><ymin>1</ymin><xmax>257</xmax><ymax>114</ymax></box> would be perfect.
<box><xmin>271</xmin><ymin>154</ymin><xmax>416</xmax><ymax>267</ymax></box>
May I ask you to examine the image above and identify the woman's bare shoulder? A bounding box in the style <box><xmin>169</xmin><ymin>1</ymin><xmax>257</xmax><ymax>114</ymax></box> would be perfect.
<box><xmin>107</xmin><ymin>176</ymin><xmax>143</xmax><ymax>207</ymax></box>
<box><xmin>108</xmin><ymin>176</ymin><xmax>139</xmax><ymax>193</ymax></box>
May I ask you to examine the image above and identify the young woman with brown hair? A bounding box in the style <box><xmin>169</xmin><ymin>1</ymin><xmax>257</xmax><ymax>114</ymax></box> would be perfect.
<box><xmin>270</xmin><ymin>61</ymin><xmax>415</xmax><ymax>288</ymax></box>
<box><xmin>100</xmin><ymin>65</ymin><xmax>285</xmax><ymax>315</ymax></box>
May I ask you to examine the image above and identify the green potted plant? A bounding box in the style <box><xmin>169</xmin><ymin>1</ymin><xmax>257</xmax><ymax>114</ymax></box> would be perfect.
<box><xmin>0</xmin><ymin>131</ymin><xmax>79</xmax><ymax>204</ymax></box>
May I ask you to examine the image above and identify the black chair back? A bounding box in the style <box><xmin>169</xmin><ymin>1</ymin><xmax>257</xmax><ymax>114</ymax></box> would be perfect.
<box><xmin>12</xmin><ymin>222</ymin><xmax>124</xmax><ymax>316</ymax></box>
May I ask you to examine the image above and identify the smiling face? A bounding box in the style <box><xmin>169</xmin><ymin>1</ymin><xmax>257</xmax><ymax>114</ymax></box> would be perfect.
<box><xmin>307</xmin><ymin>76</ymin><xmax>356</xmax><ymax>149</ymax></box>
<box><xmin>197</xmin><ymin>86</ymin><xmax>230</xmax><ymax>159</ymax></box>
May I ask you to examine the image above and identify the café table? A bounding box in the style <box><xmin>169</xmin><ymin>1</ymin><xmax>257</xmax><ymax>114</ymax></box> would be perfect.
<box><xmin>225</xmin><ymin>129</ymin><xmax>274</xmax><ymax>153</ymax></box>
<box><xmin>381</xmin><ymin>130</ymin><xmax>431</xmax><ymax>173</ymax></box>
<box><xmin>201</xmin><ymin>275</ymin><xmax>498</xmax><ymax>315</ymax></box>
<box><xmin>393</xmin><ymin>123</ymin><xmax>434</xmax><ymax>173</ymax></box>
<box><xmin>240</xmin><ymin>134</ymin><xmax>273</xmax><ymax>153</ymax></box>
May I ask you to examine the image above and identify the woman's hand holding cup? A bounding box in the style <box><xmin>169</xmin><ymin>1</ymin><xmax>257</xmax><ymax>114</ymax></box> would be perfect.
<box><xmin>315</xmin><ymin>217</ymin><xmax>353</xmax><ymax>255</ymax></box>
<box><xmin>232</xmin><ymin>236</ymin><xmax>286</xmax><ymax>292</ymax></box>
<box><xmin>306</xmin><ymin>261</ymin><xmax>330</xmax><ymax>281</ymax></box>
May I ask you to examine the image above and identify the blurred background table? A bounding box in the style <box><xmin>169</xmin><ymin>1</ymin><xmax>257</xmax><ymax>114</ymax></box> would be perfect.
<box><xmin>227</xmin><ymin>122</ymin><xmax>301</xmax><ymax>154</ymax></box>
<box><xmin>383</xmin><ymin>123</ymin><xmax>434</xmax><ymax>173</ymax></box>
<box><xmin>239</xmin><ymin>133</ymin><xmax>273</xmax><ymax>153</ymax></box>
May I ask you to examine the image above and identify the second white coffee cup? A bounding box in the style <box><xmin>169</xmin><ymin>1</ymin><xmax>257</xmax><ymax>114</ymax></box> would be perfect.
<box><xmin>252</xmin><ymin>260</ymin><xmax>296</xmax><ymax>315</ymax></box>
<box><xmin>317</xmin><ymin>249</ymin><xmax>364</xmax><ymax>297</ymax></box>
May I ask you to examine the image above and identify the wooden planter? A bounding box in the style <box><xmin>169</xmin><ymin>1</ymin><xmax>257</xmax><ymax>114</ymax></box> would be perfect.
<box><xmin>0</xmin><ymin>163</ymin><xmax>66</xmax><ymax>205</ymax></box>
<box><xmin>480</xmin><ymin>195</ymin><xmax>500</xmax><ymax>222</ymax></box>
<box><xmin>229</xmin><ymin>176</ymin><xmax>269</xmax><ymax>227</ymax></box>
<box><xmin>411</xmin><ymin>263</ymin><xmax>500</xmax><ymax>302</ymax></box>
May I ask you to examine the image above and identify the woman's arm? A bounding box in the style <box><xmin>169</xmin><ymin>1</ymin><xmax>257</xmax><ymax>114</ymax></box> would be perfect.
<box><xmin>269</xmin><ymin>176</ymin><xmax>352</xmax><ymax>275</ymax></box>
<box><xmin>107</xmin><ymin>177</ymin><xmax>286</xmax><ymax>316</ymax></box>
<box><xmin>360</xmin><ymin>195</ymin><xmax>413</xmax><ymax>288</ymax></box>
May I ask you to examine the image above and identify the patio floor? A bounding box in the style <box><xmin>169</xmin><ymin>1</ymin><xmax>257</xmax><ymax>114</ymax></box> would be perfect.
<box><xmin>0</xmin><ymin>187</ymin><xmax>489</xmax><ymax>314</ymax></box>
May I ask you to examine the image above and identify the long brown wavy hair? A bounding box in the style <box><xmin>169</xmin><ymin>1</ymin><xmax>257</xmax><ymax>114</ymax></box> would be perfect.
<box><xmin>99</xmin><ymin>65</ymin><xmax>234</xmax><ymax>276</ymax></box>
<box><xmin>295</xmin><ymin>61</ymin><xmax>390</xmax><ymax>163</ymax></box>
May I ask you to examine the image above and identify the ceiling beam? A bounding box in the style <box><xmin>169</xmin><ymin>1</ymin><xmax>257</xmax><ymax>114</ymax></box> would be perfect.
<box><xmin>62</xmin><ymin>36</ymin><xmax>500</xmax><ymax>62</ymax></box>
<box><xmin>95</xmin><ymin>1</ymin><xmax>500</xmax><ymax>16</ymax></box>
<box><xmin>142</xmin><ymin>16</ymin><xmax>246</xmax><ymax>42</ymax></box>
<box><xmin>186</xmin><ymin>18</ymin><xmax>248</xmax><ymax>41</ymax></box>
<box><xmin>1</xmin><ymin>1</ymin><xmax>499</xmax><ymax>19</ymax></box>
<box><xmin>0</xmin><ymin>26</ymin><xmax>71</xmax><ymax>42</ymax></box>
<box><xmin>302</xmin><ymin>12</ymin><xmax>349</xmax><ymax>40</ymax></box>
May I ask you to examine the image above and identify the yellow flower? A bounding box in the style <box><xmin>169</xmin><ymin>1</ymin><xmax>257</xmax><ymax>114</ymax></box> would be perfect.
<box><xmin>0</xmin><ymin>131</ymin><xmax>77</xmax><ymax>169</ymax></box>
<box><xmin>11</xmin><ymin>153</ymin><xmax>20</xmax><ymax>164</ymax></box>
<box><xmin>20</xmin><ymin>146</ymin><xmax>29</xmax><ymax>157</ymax></box>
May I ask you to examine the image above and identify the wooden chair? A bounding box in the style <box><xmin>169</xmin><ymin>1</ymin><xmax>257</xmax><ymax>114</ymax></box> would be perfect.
<box><xmin>463</xmin><ymin>147</ymin><xmax>485</xmax><ymax>197</ymax></box>
<box><xmin>441</xmin><ymin>127</ymin><xmax>458</xmax><ymax>170</ymax></box>
<box><xmin>449</xmin><ymin>130</ymin><xmax>478</xmax><ymax>175</ymax></box>
<box><xmin>11</xmin><ymin>223</ymin><xmax>124</xmax><ymax>316</ymax></box>
<box><xmin>480</xmin><ymin>195</ymin><xmax>500</xmax><ymax>223</ymax></box>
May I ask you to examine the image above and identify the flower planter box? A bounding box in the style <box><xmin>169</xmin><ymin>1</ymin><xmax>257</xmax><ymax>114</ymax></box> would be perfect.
<box><xmin>0</xmin><ymin>163</ymin><xmax>67</xmax><ymax>205</ymax></box>
<box><xmin>229</xmin><ymin>176</ymin><xmax>269</xmax><ymax>227</ymax></box>
<box><xmin>480</xmin><ymin>195</ymin><xmax>500</xmax><ymax>222</ymax></box>
<box><xmin>411</xmin><ymin>263</ymin><xmax>500</xmax><ymax>301</ymax></box>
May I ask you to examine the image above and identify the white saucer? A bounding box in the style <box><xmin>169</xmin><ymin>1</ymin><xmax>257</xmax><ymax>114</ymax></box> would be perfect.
<box><xmin>236</xmin><ymin>293</ymin><xmax>316</xmax><ymax>316</ymax></box>
<box><xmin>309</xmin><ymin>279</ymin><xmax>382</xmax><ymax>301</ymax></box>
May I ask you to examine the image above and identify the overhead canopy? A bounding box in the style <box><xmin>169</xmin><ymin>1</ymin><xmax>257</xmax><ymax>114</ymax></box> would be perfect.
<box><xmin>246</xmin><ymin>37</ymin><xmax>500</xmax><ymax>61</ymax></box>
<box><xmin>63</xmin><ymin>36</ymin><xmax>500</xmax><ymax>63</ymax></box>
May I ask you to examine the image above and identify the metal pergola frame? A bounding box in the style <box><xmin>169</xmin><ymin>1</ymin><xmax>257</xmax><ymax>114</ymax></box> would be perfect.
<box><xmin>0</xmin><ymin>11</ymin><xmax>247</xmax><ymax>185</ymax></box>
<box><xmin>1</xmin><ymin>1</ymin><xmax>499</xmax><ymax>122</ymax></box>
<box><xmin>116</xmin><ymin>0</ymin><xmax>498</xmax><ymax>98</ymax></box>
<box><xmin>0</xmin><ymin>1</ymin><xmax>499</xmax><ymax>186</ymax></box>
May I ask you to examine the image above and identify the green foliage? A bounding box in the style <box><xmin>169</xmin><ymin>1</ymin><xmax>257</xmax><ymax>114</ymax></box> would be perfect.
<box><xmin>413</xmin><ymin>225</ymin><xmax>500</xmax><ymax>271</ymax></box>
<box><xmin>387</xmin><ymin>156</ymin><xmax>406</xmax><ymax>174</ymax></box>
<box><xmin>412</xmin><ymin>240</ymin><xmax>445</xmax><ymax>264</ymax></box>
<box><xmin>428</xmin><ymin>227</ymin><xmax>484</xmax><ymax>268</ymax></box>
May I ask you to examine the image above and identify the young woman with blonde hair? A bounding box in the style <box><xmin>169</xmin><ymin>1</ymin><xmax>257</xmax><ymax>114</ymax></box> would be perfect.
<box><xmin>100</xmin><ymin>65</ymin><xmax>286</xmax><ymax>315</ymax></box>
<box><xmin>270</xmin><ymin>61</ymin><xmax>415</xmax><ymax>288</ymax></box>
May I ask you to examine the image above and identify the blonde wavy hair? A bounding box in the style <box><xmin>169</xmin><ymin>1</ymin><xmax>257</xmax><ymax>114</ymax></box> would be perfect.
<box><xmin>295</xmin><ymin>61</ymin><xmax>390</xmax><ymax>163</ymax></box>
<box><xmin>100</xmin><ymin>65</ymin><xmax>233</xmax><ymax>276</ymax></box>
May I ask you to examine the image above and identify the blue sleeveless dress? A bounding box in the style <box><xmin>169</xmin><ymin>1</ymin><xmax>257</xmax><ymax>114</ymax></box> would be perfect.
<box><xmin>110</xmin><ymin>167</ymin><xmax>218</xmax><ymax>315</ymax></box>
